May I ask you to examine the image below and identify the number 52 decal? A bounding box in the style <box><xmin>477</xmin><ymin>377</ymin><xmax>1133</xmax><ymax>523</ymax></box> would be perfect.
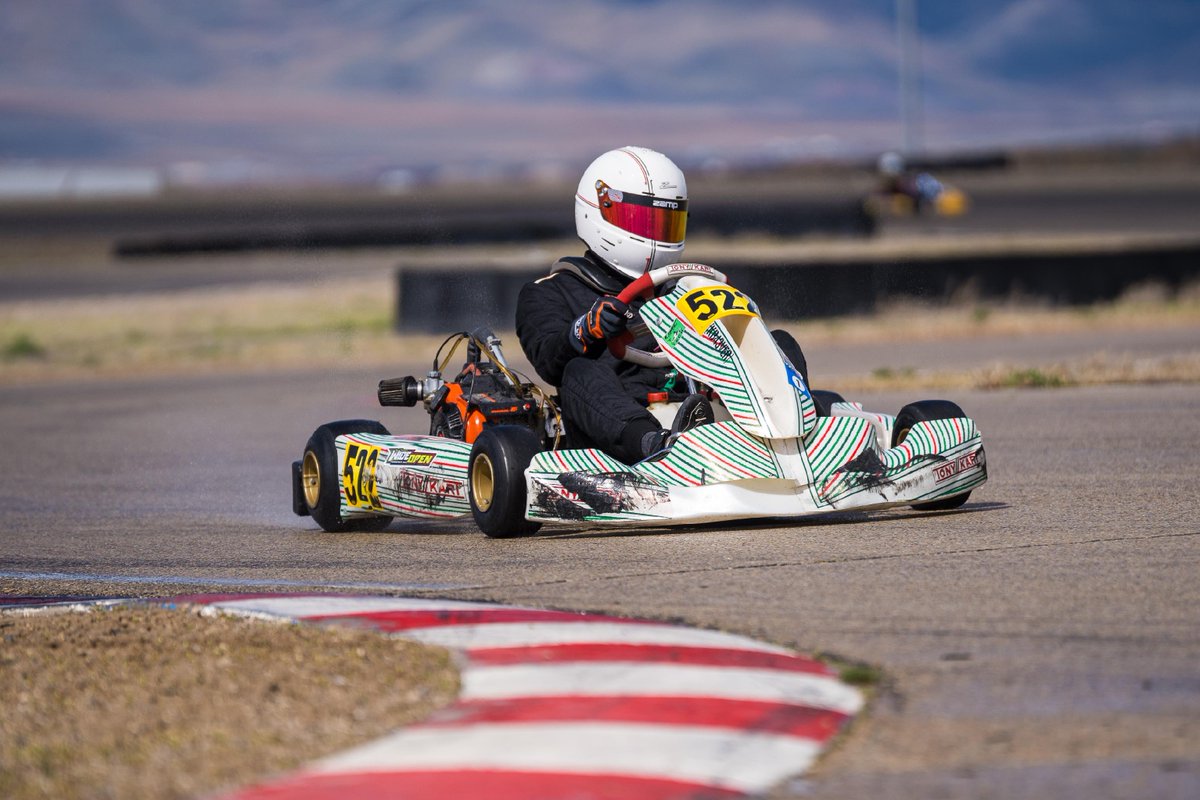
<box><xmin>342</xmin><ymin>442</ymin><xmax>383</xmax><ymax>510</ymax></box>
<box><xmin>676</xmin><ymin>286</ymin><xmax>759</xmax><ymax>333</ymax></box>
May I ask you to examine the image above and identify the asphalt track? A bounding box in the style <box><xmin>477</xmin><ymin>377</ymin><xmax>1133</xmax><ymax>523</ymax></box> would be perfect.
<box><xmin>2</xmin><ymin>342</ymin><xmax>1198</xmax><ymax>797</ymax></box>
<box><xmin>3</xmin><ymin>172</ymin><xmax>1198</xmax><ymax>796</ymax></box>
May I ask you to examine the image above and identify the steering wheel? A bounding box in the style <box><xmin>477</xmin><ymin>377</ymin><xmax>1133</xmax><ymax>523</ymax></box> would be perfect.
<box><xmin>607</xmin><ymin>263</ymin><xmax>727</xmax><ymax>367</ymax></box>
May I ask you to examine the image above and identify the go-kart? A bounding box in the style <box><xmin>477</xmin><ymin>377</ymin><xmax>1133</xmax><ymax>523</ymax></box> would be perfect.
<box><xmin>292</xmin><ymin>263</ymin><xmax>986</xmax><ymax>537</ymax></box>
<box><xmin>865</xmin><ymin>172</ymin><xmax>969</xmax><ymax>217</ymax></box>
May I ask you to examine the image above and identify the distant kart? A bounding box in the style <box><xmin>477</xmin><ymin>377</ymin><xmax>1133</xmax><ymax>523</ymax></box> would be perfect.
<box><xmin>866</xmin><ymin>172</ymin><xmax>969</xmax><ymax>217</ymax></box>
<box><xmin>292</xmin><ymin>264</ymin><xmax>987</xmax><ymax>537</ymax></box>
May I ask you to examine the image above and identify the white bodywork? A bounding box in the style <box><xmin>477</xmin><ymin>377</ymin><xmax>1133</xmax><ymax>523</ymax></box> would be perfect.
<box><xmin>324</xmin><ymin>264</ymin><xmax>986</xmax><ymax>529</ymax></box>
<box><xmin>524</xmin><ymin>266</ymin><xmax>986</xmax><ymax>526</ymax></box>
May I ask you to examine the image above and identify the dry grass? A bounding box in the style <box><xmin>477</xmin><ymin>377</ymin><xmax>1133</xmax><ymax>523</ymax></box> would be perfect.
<box><xmin>829</xmin><ymin>352</ymin><xmax>1200</xmax><ymax>393</ymax></box>
<box><xmin>775</xmin><ymin>282</ymin><xmax>1200</xmax><ymax>390</ymax></box>
<box><xmin>0</xmin><ymin>604</ymin><xmax>459</xmax><ymax>800</ymax></box>
<box><xmin>0</xmin><ymin>275</ymin><xmax>442</xmax><ymax>383</ymax></box>
<box><xmin>779</xmin><ymin>280</ymin><xmax>1200</xmax><ymax>348</ymax></box>
<box><xmin>2</xmin><ymin>273</ymin><xmax>1199</xmax><ymax>388</ymax></box>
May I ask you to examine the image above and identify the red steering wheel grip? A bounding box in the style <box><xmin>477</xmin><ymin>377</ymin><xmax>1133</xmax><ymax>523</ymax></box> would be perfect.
<box><xmin>608</xmin><ymin>273</ymin><xmax>655</xmax><ymax>358</ymax></box>
<box><xmin>607</xmin><ymin>330</ymin><xmax>634</xmax><ymax>359</ymax></box>
<box><xmin>616</xmin><ymin>272</ymin><xmax>655</xmax><ymax>304</ymax></box>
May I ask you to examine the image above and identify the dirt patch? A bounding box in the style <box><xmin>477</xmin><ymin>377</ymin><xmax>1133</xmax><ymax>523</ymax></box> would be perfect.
<box><xmin>0</xmin><ymin>603</ymin><xmax>459</xmax><ymax>800</ymax></box>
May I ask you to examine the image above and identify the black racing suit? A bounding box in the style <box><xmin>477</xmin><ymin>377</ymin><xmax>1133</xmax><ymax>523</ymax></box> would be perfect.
<box><xmin>516</xmin><ymin>253</ymin><xmax>672</xmax><ymax>464</ymax></box>
<box><xmin>516</xmin><ymin>252</ymin><xmax>811</xmax><ymax>464</ymax></box>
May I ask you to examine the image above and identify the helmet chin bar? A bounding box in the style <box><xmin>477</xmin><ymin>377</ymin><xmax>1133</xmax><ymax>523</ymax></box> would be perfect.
<box><xmin>594</xmin><ymin>244</ymin><xmax>681</xmax><ymax>283</ymax></box>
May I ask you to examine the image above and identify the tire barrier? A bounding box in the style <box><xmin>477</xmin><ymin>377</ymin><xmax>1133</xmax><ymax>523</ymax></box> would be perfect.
<box><xmin>395</xmin><ymin>238</ymin><xmax>1200</xmax><ymax>331</ymax></box>
<box><xmin>106</xmin><ymin>197</ymin><xmax>873</xmax><ymax>257</ymax></box>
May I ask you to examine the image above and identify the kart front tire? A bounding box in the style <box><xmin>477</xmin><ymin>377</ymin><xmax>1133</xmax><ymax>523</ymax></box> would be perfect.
<box><xmin>470</xmin><ymin>426</ymin><xmax>542</xmax><ymax>539</ymax></box>
<box><xmin>810</xmin><ymin>389</ymin><xmax>846</xmax><ymax>417</ymax></box>
<box><xmin>301</xmin><ymin>420</ymin><xmax>393</xmax><ymax>533</ymax></box>
<box><xmin>892</xmin><ymin>400</ymin><xmax>972</xmax><ymax>511</ymax></box>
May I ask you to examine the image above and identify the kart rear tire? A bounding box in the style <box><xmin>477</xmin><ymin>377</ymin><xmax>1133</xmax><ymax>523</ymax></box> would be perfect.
<box><xmin>469</xmin><ymin>426</ymin><xmax>542</xmax><ymax>539</ymax></box>
<box><xmin>810</xmin><ymin>389</ymin><xmax>846</xmax><ymax>417</ymax></box>
<box><xmin>892</xmin><ymin>400</ymin><xmax>972</xmax><ymax>511</ymax></box>
<box><xmin>302</xmin><ymin>420</ymin><xmax>394</xmax><ymax>533</ymax></box>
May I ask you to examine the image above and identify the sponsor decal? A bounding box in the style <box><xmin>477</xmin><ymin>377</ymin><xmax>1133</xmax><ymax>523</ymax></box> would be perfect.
<box><xmin>395</xmin><ymin>470</ymin><xmax>465</xmax><ymax>504</ymax></box>
<box><xmin>531</xmin><ymin>472</ymin><xmax>668</xmax><ymax>520</ymax></box>
<box><xmin>489</xmin><ymin>405</ymin><xmax>524</xmax><ymax>415</ymax></box>
<box><xmin>702</xmin><ymin>330</ymin><xmax>734</xmax><ymax>361</ymax></box>
<box><xmin>665</xmin><ymin>320</ymin><xmax>686</xmax><ymax>346</ymax></box>
<box><xmin>665</xmin><ymin>262</ymin><xmax>716</xmax><ymax>278</ymax></box>
<box><xmin>892</xmin><ymin>475</ymin><xmax>924</xmax><ymax>494</ymax></box>
<box><xmin>532</xmin><ymin>479</ymin><xmax>589</xmax><ymax>520</ymax></box>
<box><xmin>557</xmin><ymin>471</ymin><xmax>669</xmax><ymax>514</ymax></box>
<box><xmin>652</xmin><ymin>199</ymin><xmax>680</xmax><ymax>209</ymax></box>
<box><xmin>676</xmin><ymin>286</ymin><xmax>758</xmax><ymax>333</ymax></box>
<box><xmin>785</xmin><ymin>362</ymin><xmax>811</xmax><ymax>400</ymax></box>
<box><xmin>934</xmin><ymin>451</ymin><xmax>981</xmax><ymax>483</ymax></box>
<box><xmin>342</xmin><ymin>442</ymin><xmax>383</xmax><ymax>510</ymax></box>
<box><xmin>385</xmin><ymin>449</ymin><xmax>437</xmax><ymax>466</ymax></box>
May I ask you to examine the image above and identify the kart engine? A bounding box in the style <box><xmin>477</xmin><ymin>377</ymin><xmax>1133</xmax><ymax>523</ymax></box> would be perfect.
<box><xmin>377</xmin><ymin>328</ymin><xmax>558</xmax><ymax>445</ymax></box>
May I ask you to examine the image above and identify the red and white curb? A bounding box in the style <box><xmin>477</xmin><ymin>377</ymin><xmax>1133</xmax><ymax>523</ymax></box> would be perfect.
<box><xmin>192</xmin><ymin>594</ymin><xmax>863</xmax><ymax>800</ymax></box>
<box><xmin>5</xmin><ymin>593</ymin><xmax>863</xmax><ymax>799</ymax></box>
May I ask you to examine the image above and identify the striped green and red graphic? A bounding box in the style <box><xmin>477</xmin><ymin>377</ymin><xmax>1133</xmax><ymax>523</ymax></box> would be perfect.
<box><xmin>636</xmin><ymin>421</ymin><xmax>782</xmax><ymax>488</ymax></box>
<box><xmin>640</xmin><ymin>284</ymin><xmax>816</xmax><ymax>438</ymax></box>
<box><xmin>339</xmin><ymin>433</ymin><xmax>473</xmax><ymax>520</ymax></box>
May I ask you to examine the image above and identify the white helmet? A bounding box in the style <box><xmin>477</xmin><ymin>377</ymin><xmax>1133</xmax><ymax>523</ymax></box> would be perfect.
<box><xmin>878</xmin><ymin>151</ymin><xmax>905</xmax><ymax>176</ymax></box>
<box><xmin>575</xmin><ymin>146</ymin><xmax>688</xmax><ymax>281</ymax></box>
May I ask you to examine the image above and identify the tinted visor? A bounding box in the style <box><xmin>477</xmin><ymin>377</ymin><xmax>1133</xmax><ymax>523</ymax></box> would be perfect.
<box><xmin>596</xmin><ymin>180</ymin><xmax>687</xmax><ymax>243</ymax></box>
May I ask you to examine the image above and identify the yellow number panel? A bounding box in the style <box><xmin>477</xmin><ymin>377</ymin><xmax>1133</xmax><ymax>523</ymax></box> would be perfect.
<box><xmin>342</xmin><ymin>442</ymin><xmax>383</xmax><ymax>510</ymax></box>
<box><xmin>676</xmin><ymin>286</ymin><xmax>759</xmax><ymax>333</ymax></box>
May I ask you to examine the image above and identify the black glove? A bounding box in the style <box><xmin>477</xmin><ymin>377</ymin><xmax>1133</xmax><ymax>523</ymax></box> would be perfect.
<box><xmin>570</xmin><ymin>296</ymin><xmax>630</xmax><ymax>354</ymax></box>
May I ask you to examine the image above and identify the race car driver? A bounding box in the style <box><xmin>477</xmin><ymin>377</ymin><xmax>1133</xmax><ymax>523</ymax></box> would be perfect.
<box><xmin>516</xmin><ymin>146</ymin><xmax>810</xmax><ymax>465</ymax></box>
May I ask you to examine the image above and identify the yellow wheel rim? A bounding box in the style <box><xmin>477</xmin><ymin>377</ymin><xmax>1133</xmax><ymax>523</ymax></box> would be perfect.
<box><xmin>472</xmin><ymin>453</ymin><xmax>495</xmax><ymax>512</ymax></box>
<box><xmin>302</xmin><ymin>450</ymin><xmax>321</xmax><ymax>509</ymax></box>
<box><xmin>894</xmin><ymin>426</ymin><xmax>911</xmax><ymax>447</ymax></box>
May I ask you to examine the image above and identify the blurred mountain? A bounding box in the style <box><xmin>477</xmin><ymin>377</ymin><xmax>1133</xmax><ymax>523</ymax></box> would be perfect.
<box><xmin>1</xmin><ymin>0</ymin><xmax>1197</xmax><ymax>184</ymax></box>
